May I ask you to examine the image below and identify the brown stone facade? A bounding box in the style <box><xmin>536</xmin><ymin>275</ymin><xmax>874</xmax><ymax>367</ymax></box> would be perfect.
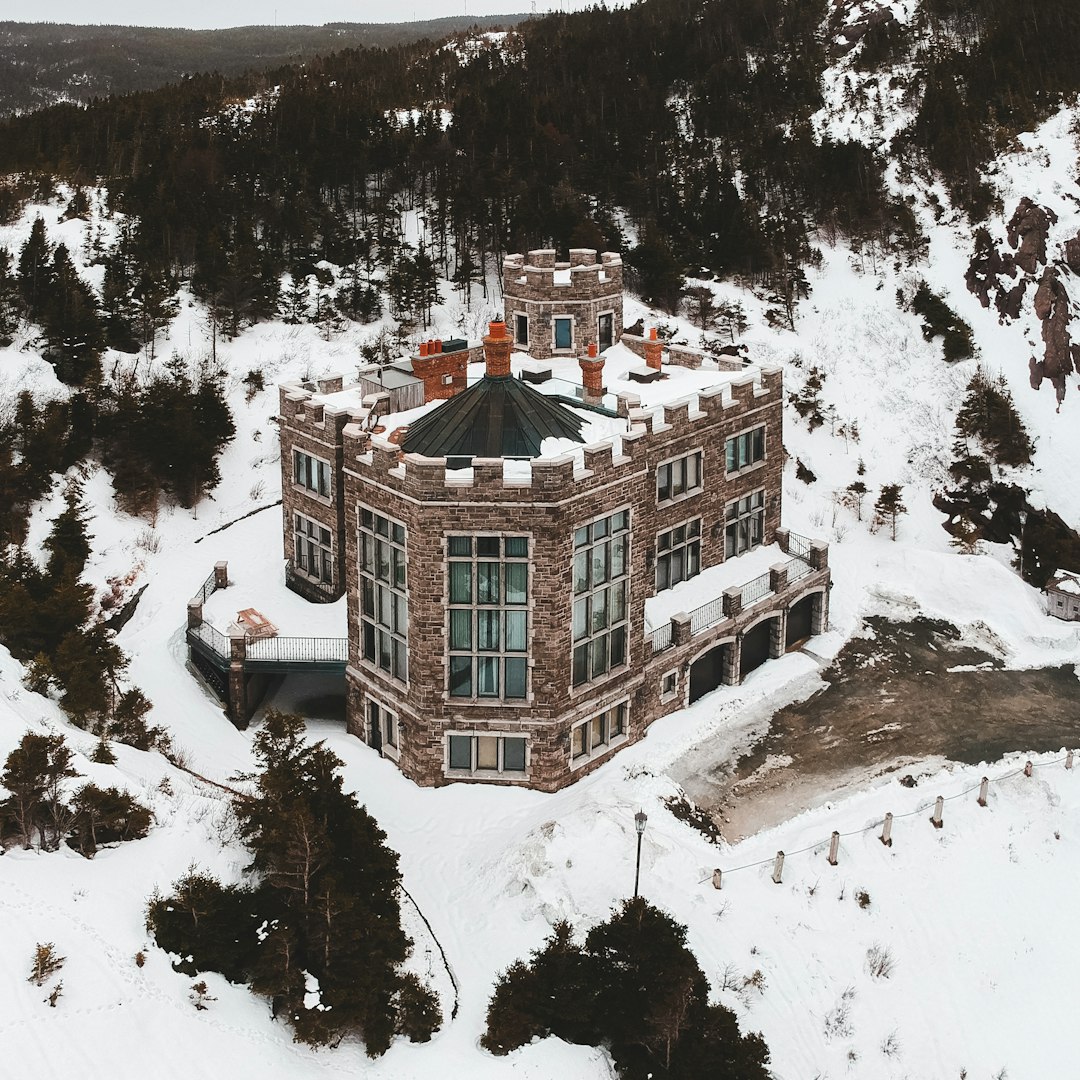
<box><xmin>503</xmin><ymin>249</ymin><xmax>624</xmax><ymax>361</ymax></box>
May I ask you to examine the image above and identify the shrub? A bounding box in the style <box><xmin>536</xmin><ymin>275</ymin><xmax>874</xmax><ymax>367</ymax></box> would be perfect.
<box><xmin>911</xmin><ymin>281</ymin><xmax>975</xmax><ymax>361</ymax></box>
<box><xmin>29</xmin><ymin>943</ymin><xmax>65</xmax><ymax>986</ymax></box>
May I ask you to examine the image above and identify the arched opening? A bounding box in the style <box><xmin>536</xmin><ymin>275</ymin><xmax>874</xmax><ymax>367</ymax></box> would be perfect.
<box><xmin>786</xmin><ymin>594</ymin><xmax>816</xmax><ymax>649</ymax></box>
<box><xmin>689</xmin><ymin>642</ymin><xmax>730</xmax><ymax>703</ymax></box>
<box><xmin>740</xmin><ymin>618</ymin><xmax>774</xmax><ymax>679</ymax></box>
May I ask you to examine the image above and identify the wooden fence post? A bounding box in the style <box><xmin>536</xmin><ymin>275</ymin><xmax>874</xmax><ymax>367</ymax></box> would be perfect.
<box><xmin>827</xmin><ymin>831</ymin><xmax>840</xmax><ymax>866</ymax></box>
<box><xmin>977</xmin><ymin>777</ymin><xmax>989</xmax><ymax>807</ymax></box>
<box><xmin>1024</xmin><ymin>760</ymin><xmax>1033</xmax><ymax>778</ymax></box>
<box><xmin>712</xmin><ymin>868</ymin><xmax>723</xmax><ymax>891</ymax></box>
<box><xmin>771</xmin><ymin>851</ymin><xmax>785</xmax><ymax>884</ymax></box>
<box><xmin>930</xmin><ymin>796</ymin><xmax>944</xmax><ymax>829</ymax></box>
<box><xmin>880</xmin><ymin>812</ymin><xmax>893</xmax><ymax>847</ymax></box>
<box><xmin>1067</xmin><ymin>750</ymin><xmax>1074</xmax><ymax>771</ymax></box>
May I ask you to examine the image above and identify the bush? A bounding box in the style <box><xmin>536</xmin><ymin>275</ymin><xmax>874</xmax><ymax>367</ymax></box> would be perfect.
<box><xmin>910</xmin><ymin>281</ymin><xmax>975</xmax><ymax>362</ymax></box>
<box><xmin>954</xmin><ymin>369</ymin><xmax>1033</xmax><ymax>467</ymax></box>
<box><xmin>483</xmin><ymin>898</ymin><xmax>770</xmax><ymax>1079</ymax></box>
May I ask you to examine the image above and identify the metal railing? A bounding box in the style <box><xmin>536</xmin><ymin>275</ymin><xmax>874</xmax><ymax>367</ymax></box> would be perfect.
<box><xmin>188</xmin><ymin>620</ymin><xmax>229</xmax><ymax>657</ymax></box>
<box><xmin>741</xmin><ymin>572</ymin><xmax>772</xmax><ymax>608</ymax></box>
<box><xmin>784</xmin><ymin>531</ymin><xmax>812</xmax><ymax>559</ymax></box>
<box><xmin>788</xmin><ymin>557</ymin><xmax>815</xmax><ymax>584</ymax></box>
<box><xmin>690</xmin><ymin>596</ymin><xmax>726</xmax><ymax>635</ymax></box>
<box><xmin>245</xmin><ymin>636</ymin><xmax>349</xmax><ymax>664</ymax></box>
<box><xmin>194</xmin><ymin>569</ymin><xmax>219</xmax><ymax>605</ymax></box>
<box><xmin>650</xmin><ymin>623</ymin><xmax>674</xmax><ymax>653</ymax></box>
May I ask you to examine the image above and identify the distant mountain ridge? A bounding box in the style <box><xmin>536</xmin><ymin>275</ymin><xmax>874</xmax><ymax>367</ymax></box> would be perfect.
<box><xmin>0</xmin><ymin>16</ymin><xmax>529</xmax><ymax>116</ymax></box>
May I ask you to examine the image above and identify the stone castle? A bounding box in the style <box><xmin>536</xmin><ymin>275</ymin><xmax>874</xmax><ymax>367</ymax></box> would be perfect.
<box><xmin>274</xmin><ymin>249</ymin><xmax>831</xmax><ymax>791</ymax></box>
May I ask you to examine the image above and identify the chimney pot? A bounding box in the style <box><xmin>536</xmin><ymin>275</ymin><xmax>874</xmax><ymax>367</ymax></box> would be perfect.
<box><xmin>419</xmin><ymin>341</ymin><xmax>429</xmax><ymax>357</ymax></box>
<box><xmin>649</xmin><ymin>327</ymin><xmax>658</xmax><ymax>341</ymax></box>
<box><xmin>489</xmin><ymin>320</ymin><xmax>507</xmax><ymax>339</ymax></box>
<box><xmin>435</xmin><ymin>339</ymin><xmax>443</xmax><ymax>354</ymax></box>
<box><xmin>588</xmin><ymin>342</ymin><xmax>598</xmax><ymax>358</ymax></box>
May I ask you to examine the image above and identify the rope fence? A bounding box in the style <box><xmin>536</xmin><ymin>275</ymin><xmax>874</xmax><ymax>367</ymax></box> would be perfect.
<box><xmin>699</xmin><ymin>750</ymin><xmax>1076</xmax><ymax>889</ymax></box>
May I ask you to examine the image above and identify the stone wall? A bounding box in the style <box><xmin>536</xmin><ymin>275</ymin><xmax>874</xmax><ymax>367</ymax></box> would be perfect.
<box><xmin>340</xmin><ymin>364</ymin><xmax>793</xmax><ymax>791</ymax></box>
<box><xmin>621</xmin><ymin>332</ymin><xmax>745</xmax><ymax>372</ymax></box>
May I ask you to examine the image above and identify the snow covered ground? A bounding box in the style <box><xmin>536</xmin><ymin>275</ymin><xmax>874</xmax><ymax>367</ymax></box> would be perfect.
<box><xmin>3</xmin><ymin>88</ymin><xmax>1080</xmax><ymax>1076</ymax></box>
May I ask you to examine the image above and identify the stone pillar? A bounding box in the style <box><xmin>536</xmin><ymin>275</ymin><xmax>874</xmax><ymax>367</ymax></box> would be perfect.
<box><xmin>644</xmin><ymin>327</ymin><xmax>663</xmax><ymax>371</ymax></box>
<box><xmin>616</xmin><ymin>391</ymin><xmax>641</xmax><ymax>418</ymax></box>
<box><xmin>187</xmin><ymin>599</ymin><xmax>203</xmax><ymax>630</ymax></box>
<box><xmin>769</xmin><ymin>563</ymin><xmax>789</xmax><ymax>594</ymax></box>
<box><xmin>722</xmin><ymin>586</ymin><xmax>742</xmax><ymax>619</ymax></box>
<box><xmin>769</xmin><ymin>612</ymin><xmax>787</xmax><ymax>659</ymax></box>
<box><xmin>775</xmin><ymin>527</ymin><xmax>790</xmax><ymax>554</ymax></box>
<box><xmin>809</xmin><ymin>541</ymin><xmax>829</xmax><ymax>572</ymax></box>
<box><xmin>811</xmin><ymin>587</ymin><xmax>830</xmax><ymax>636</ymax></box>
<box><xmin>227</xmin><ymin>626</ymin><xmax>250</xmax><ymax>731</ymax></box>
<box><xmin>670</xmin><ymin>612</ymin><xmax>692</xmax><ymax>646</ymax></box>
<box><xmin>484</xmin><ymin>321</ymin><xmax>512</xmax><ymax>378</ymax></box>
<box><xmin>722</xmin><ymin>636</ymin><xmax>742</xmax><ymax>686</ymax></box>
<box><xmin>214</xmin><ymin>561</ymin><xmax>229</xmax><ymax>590</ymax></box>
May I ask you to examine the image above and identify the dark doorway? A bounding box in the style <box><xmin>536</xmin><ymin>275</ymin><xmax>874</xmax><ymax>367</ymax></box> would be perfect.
<box><xmin>786</xmin><ymin>594</ymin><xmax>815</xmax><ymax>649</ymax></box>
<box><xmin>368</xmin><ymin>701</ymin><xmax>382</xmax><ymax>752</ymax></box>
<box><xmin>598</xmin><ymin>313</ymin><xmax>613</xmax><ymax>350</ymax></box>
<box><xmin>690</xmin><ymin>643</ymin><xmax>729</xmax><ymax>703</ymax></box>
<box><xmin>740</xmin><ymin>619</ymin><xmax>773</xmax><ymax>679</ymax></box>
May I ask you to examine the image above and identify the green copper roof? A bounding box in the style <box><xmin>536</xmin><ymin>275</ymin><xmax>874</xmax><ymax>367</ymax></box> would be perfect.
<box><xmin>400</xmin><ymin>375</ymin><xmax>586</xmax><ymax>459</ymax></box>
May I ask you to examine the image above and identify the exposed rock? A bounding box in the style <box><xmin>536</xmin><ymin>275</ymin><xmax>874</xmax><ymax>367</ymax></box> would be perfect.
<box><xmin>1032</xmin><ymin>267</ymin><xmax>1074</xmax><ymax>404</ymax></box>
<box><xmin>966</xmin><ymin>225</ymin><xmax>1025</xmax><ymax>318</ymax></box>
<box><xmin>996</xmin><ymin>278</ymin><xmax>1028</xmax><ymax>321</ymax></box>
<box><xmin>1065</xmin><ymin>231</ymin><xmax>1080</xmax><ymax>275</ymax></box>
<box><xmin>1006</xmin><ymin>197</ymin><xmax>1056</xmax><ymax>274</ymax></box>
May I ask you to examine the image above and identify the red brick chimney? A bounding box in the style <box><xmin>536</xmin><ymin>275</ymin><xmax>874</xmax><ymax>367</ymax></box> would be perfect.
<box><xmin>579</xmin><ymin>342</ymin><xmax>605</xmax><ymax>405</ymax></box>
<box><xmin>644</xmin><ymin>326</ymin><xmax>662</xmax><ymax>371</ymax></box>
<box><xmin>484</xmin><ymin>321</ymin><xmax>512</xmax><ymax>378</ymax></box>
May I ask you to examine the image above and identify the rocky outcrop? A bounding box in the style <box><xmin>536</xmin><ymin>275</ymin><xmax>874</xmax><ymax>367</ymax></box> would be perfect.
<box><xmin>1006</xmin><ymin>197</ymin><xmax>1056</xmax><ymax>274</ymax></box>
<box><xmin>966</xmin><ymin>225</ymin><xmax>1025</xmax><ymax>317</ymax></box>
<box><xmin>1030</xmin><ymin>267</ymin><xmax>1076</xmax><ymax>404</ymax></box>
<box><xmin>1065</xmin><ymin>230</ymin><xmax>1080</xmax><ymax>275</ymax></box>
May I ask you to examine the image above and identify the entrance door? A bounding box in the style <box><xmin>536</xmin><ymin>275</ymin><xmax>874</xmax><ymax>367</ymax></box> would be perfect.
<box><xmin>598</xmin><ymin>313</ymin><xmax>613</xmax><ymax>350</ymax></box>
<box><xmin>786</xmin><ymin>595</ymin><xmax>814</xmax><ymax>649</ymax></box>
<box><xmin>689</xmin><ymin>643</ymin><xmax>728</xmax><ymax>703</ymax></box>
<box><xmin>740</xmin><ymin>619</ymin><xmax>772</xmax><ymax>679</ymax></box>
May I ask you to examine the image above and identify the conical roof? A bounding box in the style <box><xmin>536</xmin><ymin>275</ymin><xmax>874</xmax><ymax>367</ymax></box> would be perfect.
<box><xmin>400</xmin><ymin>375</ymin><xmax>586</xmax><ymax>459</ymax></box>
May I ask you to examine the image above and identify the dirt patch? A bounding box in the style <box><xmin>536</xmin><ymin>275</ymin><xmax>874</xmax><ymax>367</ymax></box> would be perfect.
<box><xmin>674</xmin><ymin>617</ymin><xmax>1079</xmax><ymax>840</ymax></box>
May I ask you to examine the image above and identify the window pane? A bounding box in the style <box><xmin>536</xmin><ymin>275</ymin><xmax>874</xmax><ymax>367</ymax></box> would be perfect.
<box><xmin>610</xmin><ymin>534</ymin><xmax>627</xmax><ymax>578</ymax></box>
<box><xmin>590</xmin><ymin>635</ymin><xmax>608</xmax><ymax>678</ymax></box>
<box><xmin>573</xmin><ymin>552</ymin><xmax>589</xmax><ymax>594</ymax></box>
<box><xmin>609</xmin><ymin>581</ymin><xmax>626</xmax><ymax>622</ymax></box>
<box><xmin>573</xmin><ymin>645</ymin><xmax>589</xmax><ymax>687</ymax></box>
<box><xmin>591</xmin><ymin>714</ymin><xmax>605</xmax><ymax>748</ymax></box>
<box><xmin>476</xmin><ymin>736</ymin><xmax>499</xmax><ymax>770</ymax></box>
<box><xmin>612</xmin><ymin>511</ymin><xmax>628</xmax><ymax>533</ymax></box>
<box><xmin>574</xmin><ymin>527</ymin><xmax>589</xmax><ymax>548</ymax></box>
<box><xmin>657</xmin><ymin>463</ymin><xmax>671</xmax><ymax>501</ymax></box>
<box><xmin>505</xmin><ymin>536</ymin><xmax>528</xmax><ymax>558</ymax></box>
<box><xmin>477</xmin><ymin>656</ymin><xmax>499</xmax><ymax>696</ymax></box>
<box><xmin>656</xmin><ymin>555</ymin><xmax>670</xmax><ymax>592</ymax></box>
<box><xmin>362</xmin><ymin>622</ymin><xmax>375</xmax><ymax>662</ymax></box>
<box><xmin>609</xmin><ymin>626</ymin><xmax>626</xmax><ymax>668</ymax></box>
<box><xmin>573</xmin><ymin>599</ymin><xmax>589</xmax><ymax>642</ymax></box>
<box><xmin>450</xmin><ymin>609</ymin><xmax>472</xmax><ymax>650</ymax></box>
<box><xmin>726</xmin><ymin>522</ymin><xmax>737</xmax><ymax>559</ymax></box>
<box><xmin>688</xmin><ymin>542</ymin><xmax>700</xmax><ymax>577</ymax></box>
<box><xmin>321</xmin><ymin>549</ymin><xmax>333</xmax><ymax>583</ymax></box>
<box><xmin>393</xmin><ymin>638</ymin><xmax>407</xmax><ymax>680</ymax></box>
<box><xmin>572</xmin><ymin>724</ymin><xmax>587</xmax><ymax>758</ymax></box>
<box><xmin>687</xmin><ymin>453</ymin><xmax>700</xmax><ymax>490</ymax></box>
<box><xmin>393</xmin><ymin>548</ymin><xmax>406</xmax><ymax>588</ymax></box>
<box><xmin>448</xmin><ymin>535</ymin><xmax>471</xmax><ymax>556</ymax></box>
<box><xmin>449</xmin><ymin>562</ymin><xmax>472</xmax><ymax>604</ymax></box>
<box><xmin>477</xmin><ymin>536</ymin><xmax>499</xmax><ymax>557</ymax></box>
<box><xmin>505</xmin><ymin>611</ymin><xmax>527</xmax><ymax>652</ymax></box>
<box><xmin>478</xmin><ymin>610</ymin><xmax>500</xmax><ymax>651</ymax></box>
<box><xmin>503</xmin><ymin>736</ymin><xmax>526</xmax><ymax>771</ymax></box>
<box><xmin>611</xmin><ymin>705</ymin><xmax>626</xmax><ymax>737</ymax></box>
<box><xmin>504</xmin><ymin>657</ymin><xmax>527</xmax><ymax>699</ymax></box>
<box><xmin>591</xmin><ymin>542</ymin><xmax>608</xmax><ymax>587</ymax></box>
<box><xmin>591</xmin><ymin>590</ymin><xmax>608</xmax><ymax>633</ymax></box>
<box><xmin>378</xmin><ymin>630</ymin><xmax>392</xmax><ymax>670</ymax></box>
<box><xmin>515</xmin><ymin>314</ymin><xmax>528</xmax><ymax>346</ymax></box>
<box><xmin>392</xmin><ymin>522</ymin><xmax>406</xmax><ymax>544</ymax></box>
<box><xmin>555</xmin><ymin>318</ymin><xmax>572</xmax><ymax>350</ymax></box>
<box><xmin>752</xmin><ymin>427</ymin><xmax>765</xmax><ymax>462</ymax></box>
<box><xmin>592</xmin><ymin>517</ymin><xmax>609</xmax><ymax>541</ymax></box>
<box><xmin>478</xmin><ymin>563</ymin><xmax>500</xmax><ymax>604</ymax></box>
<box><xmin>449</xmin><ymin>734</ymin><xmax>472</xmax><ymax>770</ymax></box>
<box><xmin>505</xmin><ymin>563</ymin><xmax>527</xmax><ymax>605</ymax></box>
<box><xmin>449</xmin><ymin>655</ymin><xmax>472</xmax><ymax>697</ymax></box>
<box><xmin>726</xmin><ymin>438</ymin><xmax>736</xmax><ymax>473</ymax></box>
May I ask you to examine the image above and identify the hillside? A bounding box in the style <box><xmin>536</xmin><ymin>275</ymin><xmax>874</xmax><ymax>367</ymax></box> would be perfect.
<box><xmin>0</xmin><ymin>16</ymin><xmax>529</xmax><ymax>116</ymax></box>
<box><xmin>2</xmin><ymin>0</ymin><xmax>1080</xmax><ymax>1075</ymax></box>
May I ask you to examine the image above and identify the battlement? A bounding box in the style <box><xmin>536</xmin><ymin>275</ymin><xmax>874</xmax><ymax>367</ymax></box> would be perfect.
<box><xmin>503</xmin><ymin>248</ymin><xmax>624</xmax><ymax>302</ymax></box>
<box><xmin>278</xmin><ymin>376</ymin><xmax>368</xmax><ymax>444</ymax></box>
<box><xmin>342</xmin><ymin>364</ymin><xmax>782</xmax><ymax>503</ymax></box>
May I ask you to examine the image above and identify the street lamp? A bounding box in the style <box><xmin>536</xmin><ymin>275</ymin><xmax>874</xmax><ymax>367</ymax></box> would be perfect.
<box><xmin>1018</xmin><ymin>509</ymin><xmax>1029</xmax><ymax>581</ymax></box>
<box><xmin>633</xmin><ymin>811</ymin><xmax>648</xmax><ymax>899</ymax></box>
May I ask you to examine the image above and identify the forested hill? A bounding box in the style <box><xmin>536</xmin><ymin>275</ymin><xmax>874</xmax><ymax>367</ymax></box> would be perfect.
<box><xmin>0</xmin><ymin>16</ymin><xmax>528</xmax><ymax>116</ymax></box>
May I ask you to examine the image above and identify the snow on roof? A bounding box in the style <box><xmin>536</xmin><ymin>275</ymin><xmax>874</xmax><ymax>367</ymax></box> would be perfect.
<box><xmin>1049</xmin><ymin>570</ymin><xmax>1080</xmax><ymax>596</ymax></box>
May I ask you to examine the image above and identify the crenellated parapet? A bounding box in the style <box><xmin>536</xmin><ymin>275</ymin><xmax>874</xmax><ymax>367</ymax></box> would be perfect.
<box><xmin>341</xmin><ymin>364</ymin><xmax>782</xmax><ymax>503</ymax></box>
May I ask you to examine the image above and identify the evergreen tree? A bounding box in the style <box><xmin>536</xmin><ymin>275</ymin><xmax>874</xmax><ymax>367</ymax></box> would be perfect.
<box><xmin>872</xmin><ymin>483</ymin><xmax>907</xmax><ymax>540</ymax></box>
<box><xmin>17</xmin><ymin>215</ymin><xmax>52</xmax><ymax>321</ymax></box>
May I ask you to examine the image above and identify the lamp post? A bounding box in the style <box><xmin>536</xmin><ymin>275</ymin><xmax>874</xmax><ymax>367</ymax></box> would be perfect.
<box><xmin>633</xmin><ymin>811</ymin><xmax>648</xmax><ymax>899</ymax></box>
<box><xmin>1018</xmin><ymin>509</ymin><xmax>1029</xmax><ymax>581</ymax></box>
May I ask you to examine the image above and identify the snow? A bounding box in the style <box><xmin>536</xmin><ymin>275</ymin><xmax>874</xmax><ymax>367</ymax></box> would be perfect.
<box><xmin>1053</xmin><ymin>573</ymin><xmax>1080</xmax><ymax>597</ymax></box>
<box><xmin>3</xmin><ymin>92</ymin><xmax>1080</xmax><ymax>1078</ymax></box>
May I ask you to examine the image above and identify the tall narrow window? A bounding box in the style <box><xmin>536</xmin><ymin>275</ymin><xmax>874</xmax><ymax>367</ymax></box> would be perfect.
<box><xmin>448</xmin><ymin>535</ymin><xmax>529</xmax><ymax>700</ymax></box>
<box><xmin>554</xmin><ymin>317</ymin><xmax>572</xmax><ymax>350</ymax></box>
<box><xmin>598</xmin><ymin>312</ymin><xmax>613</xmax><ymax>350</ymax></box>
<box><xmin>572</xmin><ymin>510</ymin><xmax>630</xmax><ymax>687</ymax></box>
<box><xmin>655</xmin><ymin>518</ymin><xmax>701</xmax><ymax>591</ymax></box>
<box><xmin>515</xmin><ymin>313</ymin><xmax>529</xmax><ymax>346</ymax></box>
<box><xmin>293</xmin><ymin>450</ymin><xmax>331</xmax><ymax>498</ymax></box>
<box><xmin>293</xmin><ymin>513</ymin><xmax>334</xmax><ymax>587</ymax></box>
<box><xmin>725</xmin><ymin>489</ymin><xmax>765</xmax><ymax>558</ymax></box>
<box><xmin>725</xmin><ymin>426</ymin><xmax>765</xmax><ymax>473</ymax></box>
<box><xmin>359</xmin><ymin>507</ymin><xmax>408</xmax><ymax>682</ymax></box>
